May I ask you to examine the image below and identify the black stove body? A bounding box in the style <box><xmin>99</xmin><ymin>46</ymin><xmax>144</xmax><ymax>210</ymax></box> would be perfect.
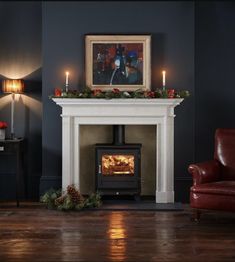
<box><xmin>95</xmin><ymin>125</ymin><xmax>142</xmax><ymax>196</ymax></box>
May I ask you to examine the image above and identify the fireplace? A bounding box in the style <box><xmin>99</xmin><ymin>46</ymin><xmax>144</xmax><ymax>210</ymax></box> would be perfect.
<box><xmin>52</xmin><ymin>98</ymin><xmax>184</xmax><ymax>203</ymax></box>
<box><xmin>95</xmin><ymin>125</ymin><xmax>141</xmax><ymax>196</ymax></box>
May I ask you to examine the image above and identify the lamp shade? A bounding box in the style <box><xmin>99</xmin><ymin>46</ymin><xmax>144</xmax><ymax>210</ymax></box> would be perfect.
<box><xmin>2</xmin><ymin>79</ymin><xmax>24</xmax><ymax>93</ymax></box>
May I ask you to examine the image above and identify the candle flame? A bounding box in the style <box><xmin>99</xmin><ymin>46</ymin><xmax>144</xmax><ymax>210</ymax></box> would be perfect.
<box><xmin>162</xmin><ymin>70</ymin><xmax>166</xmax><ymax>88</ymax></box>
<box><xmin>66</xmin><ymin>71</ymin><xmax>69</xmax><ymax>76</ymax></box>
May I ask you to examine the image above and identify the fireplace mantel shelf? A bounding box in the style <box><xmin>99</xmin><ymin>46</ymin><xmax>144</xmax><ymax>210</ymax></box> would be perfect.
<box><xmin>53</xmin><ymin>98</ymin><xmax>183</xmax><ymax>118</ymax></box>
<box><xmin>53</xmin><ymin>98</ymin><xmax>184</xmax><ymax>203</ymax></box>
<box><xmin>53</xmin><ymin>98</ymin><xmax>183</xmax><ymax>106</ymax></box>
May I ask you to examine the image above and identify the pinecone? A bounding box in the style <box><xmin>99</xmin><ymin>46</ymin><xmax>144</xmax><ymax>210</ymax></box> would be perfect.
<box><xmin>55</xmin><ymin>195</ymin><xmax>66</xmax><ymax>206</ymax></box>
<box><xmin>67</xmin><ymin>185</ymin><xmax>84</xmax><ymax>204</ymax></box>
<box><xmin>67</xmin><ymin>185</ymin><xmax>76</xmax><ymax>195</ymax></box>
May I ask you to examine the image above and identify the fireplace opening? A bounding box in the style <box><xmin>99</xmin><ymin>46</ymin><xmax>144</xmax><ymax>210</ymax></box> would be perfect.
<box><xmin>95</xmin><ymin>125</ymin><xmax>142</xmax><ymax>197</ymax></box>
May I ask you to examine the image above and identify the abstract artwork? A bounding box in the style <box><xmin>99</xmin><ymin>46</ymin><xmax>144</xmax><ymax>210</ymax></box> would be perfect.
<box><xmin>85</xmin><ymin>35</ymin><xmax>151</xmax><ymax>91</ymax></box>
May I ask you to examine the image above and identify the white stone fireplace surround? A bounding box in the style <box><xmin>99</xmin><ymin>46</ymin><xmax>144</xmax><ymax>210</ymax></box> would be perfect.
<box><xmin>53</xmin><ymin>98</ymin><xmax>183</xmax><ymax>203</ymax></box>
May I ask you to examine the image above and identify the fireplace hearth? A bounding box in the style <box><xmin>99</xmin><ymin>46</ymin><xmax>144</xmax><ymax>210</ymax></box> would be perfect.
<box><xmin>95</xmin><ymin>125</ymin><xmax>141</xmax><ymax>197</ymax></box>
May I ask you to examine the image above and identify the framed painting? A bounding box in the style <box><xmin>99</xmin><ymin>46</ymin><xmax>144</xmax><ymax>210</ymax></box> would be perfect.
<box><xmin>85</xmin><ymin>34</ymin><xmax>151</xmax><ymax>91</ymax></box>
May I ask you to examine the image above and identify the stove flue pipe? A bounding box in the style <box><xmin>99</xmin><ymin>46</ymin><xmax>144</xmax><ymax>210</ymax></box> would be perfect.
<box><xmin>113</xmin><ymin>125</ymin><xmax>125</xmax><ymax>145</ymax></box>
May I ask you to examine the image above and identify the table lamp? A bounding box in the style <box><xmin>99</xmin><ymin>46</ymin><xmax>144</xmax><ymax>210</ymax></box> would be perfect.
<box><xmin>2</xmin><ymin>79</ymin><xmax>24</xmax><ymax>139</ymax></box>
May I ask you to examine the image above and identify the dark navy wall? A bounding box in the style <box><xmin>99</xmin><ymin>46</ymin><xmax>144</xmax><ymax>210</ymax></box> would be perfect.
<box><xmin>195</xmin><ymin>2</ymin><xmax>235</xmax><ymax>163</ymax></box>
<box><xmin>41</xmin><ymin>2</ymin><xmax>195</xmax><ymax>201</ymax></box>
<box><xmin>2</xmin><ymin>2</ymin><xmax>234</xmax><ymax>202</ymax></box>
<box><xmin>0</xmin><ymin>2</ymin><xmax>42</xmax><ymax>200</ymax></box>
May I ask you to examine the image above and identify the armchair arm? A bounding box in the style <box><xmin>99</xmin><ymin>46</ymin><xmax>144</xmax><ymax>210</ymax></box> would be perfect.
<box><xmin>188</xmin><ymin>160</ymin><xmax>221</xmax><ymax>186</ymax></box>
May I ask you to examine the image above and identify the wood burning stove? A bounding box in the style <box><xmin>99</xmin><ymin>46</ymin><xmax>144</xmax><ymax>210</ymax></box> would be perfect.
<box><xmin>95</xmin><ymin>125</ymin><xmax>141</xmax><ymax>196</ymax></box>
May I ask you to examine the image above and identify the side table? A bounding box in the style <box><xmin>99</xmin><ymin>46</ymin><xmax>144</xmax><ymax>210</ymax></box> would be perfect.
<box><xmin>0</xmin><ymin>138</ymin><xmax>25</xmax><ymax>207</ymax></box>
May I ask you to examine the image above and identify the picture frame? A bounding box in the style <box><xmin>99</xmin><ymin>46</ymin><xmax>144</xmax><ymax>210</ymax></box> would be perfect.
<box><xmin>85</xmin><ymin>34</ymin><xmax>151</xmax><ymax>91</ymax></box>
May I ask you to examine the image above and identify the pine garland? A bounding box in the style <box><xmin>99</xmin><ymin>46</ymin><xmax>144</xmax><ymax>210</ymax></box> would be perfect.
<box><xmin>40</xmin><ymin>188</ymin><xmax>62</xmax><ymax>209</ymax></box>
<box><xmin>40</xmin><ymin>185</ymin><xmax>102</xmax><ymax>211</ymax></box>
<box><xmin>51</xmin><ymin>87</ymin><xmax>190</xmax><ymax>99</ymax></box>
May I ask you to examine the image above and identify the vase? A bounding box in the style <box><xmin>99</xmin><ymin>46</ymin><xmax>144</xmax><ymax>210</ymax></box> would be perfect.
<box><xmin>0</xmin><ymin>129</ymin><xmax>6</xmax><ymax>140</ymax></box>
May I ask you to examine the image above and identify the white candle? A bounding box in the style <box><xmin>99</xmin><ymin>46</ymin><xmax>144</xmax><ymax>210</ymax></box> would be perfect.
<box><xmin>65</xmin><ymin>71</ymin><xmax>69</xmax><ymax>86</ymax></box>
<box><xmin>162</xmin><ymin>70</ymin><xmax>166</xmax><ymax>87</ymax></box>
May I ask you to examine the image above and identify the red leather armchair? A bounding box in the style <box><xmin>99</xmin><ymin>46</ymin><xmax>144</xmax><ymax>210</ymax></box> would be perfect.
<box><xmin>188</xmin><ymin>129</ymin><xmax>235</xmax><ymax>219</ymax></box>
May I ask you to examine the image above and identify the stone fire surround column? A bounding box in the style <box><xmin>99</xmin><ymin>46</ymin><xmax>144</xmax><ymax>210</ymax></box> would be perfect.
<box><xmin>53</xmin><ymin>98</ymin><xmax>183</xmax><ymax>203</ymax></box>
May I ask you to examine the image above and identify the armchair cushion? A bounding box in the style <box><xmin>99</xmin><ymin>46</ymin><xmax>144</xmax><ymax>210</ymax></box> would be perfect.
<box><xmin>190</xmin><ymin>191</ymin><xmax>235</xmax><ymax>212</ymax></box>
<box><xmin>191</xmin><ymin>181</ymin><xmax>235</xmax><ymax>196</ymax></box>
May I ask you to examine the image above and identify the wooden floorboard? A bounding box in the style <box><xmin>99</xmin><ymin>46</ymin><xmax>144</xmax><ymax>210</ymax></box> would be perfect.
<box><xmin>0</xmin><ymin>202</ymin><xmax>235</xmax><ymax>262</ymax></box>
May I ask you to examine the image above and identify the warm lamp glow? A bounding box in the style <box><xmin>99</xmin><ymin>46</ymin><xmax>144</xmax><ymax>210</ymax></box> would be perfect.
<box><xmin>2</xmin><ymin>79</ymin><xmax>24</xmax><ymax>94</ymax></box>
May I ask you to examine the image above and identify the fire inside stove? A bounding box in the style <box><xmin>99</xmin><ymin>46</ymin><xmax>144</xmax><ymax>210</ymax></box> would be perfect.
<box><xmin>102</xmin><ymin>154</ymin><xmax>134</xmax><ymax>176</ymax></box>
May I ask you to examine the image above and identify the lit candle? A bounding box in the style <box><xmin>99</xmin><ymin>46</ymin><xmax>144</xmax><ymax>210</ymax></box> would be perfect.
<box><xmin>162</xmin><ymin>70</ymin><xmax>166</xmax><ymax>88</ymax></box>
<box><xmin>65</xmin><ymin>71</ymin><xmax>69</xmax><ymax>86</ymax></box>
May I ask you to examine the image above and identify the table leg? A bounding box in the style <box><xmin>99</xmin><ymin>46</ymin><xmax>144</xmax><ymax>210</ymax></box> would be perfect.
<box><xmin>16</xmin><ymin>148</ymin><xmax>20</xmax><ymax>207</ymax></box>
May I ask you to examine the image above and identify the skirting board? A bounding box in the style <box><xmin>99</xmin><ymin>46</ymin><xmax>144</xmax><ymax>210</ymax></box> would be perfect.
<box><xmin>39</xmin><ymin>176</ymin><xmax>62</xmax><ymax>196</ymax></box>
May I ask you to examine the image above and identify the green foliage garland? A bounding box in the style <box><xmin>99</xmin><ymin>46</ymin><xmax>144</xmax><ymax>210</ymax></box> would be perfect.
<box><xmin>40</xmin><ymin>188</ymin><xmax>62</xmax><ymax>209</ymax></box>
<box><xmin>52</xmin><ymin>87</ymin><xmax>190</xmax><ymax>99</ymax></box>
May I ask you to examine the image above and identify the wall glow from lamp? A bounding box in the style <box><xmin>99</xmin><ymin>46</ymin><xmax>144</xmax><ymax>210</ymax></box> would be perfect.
<box><xmin>2</xmin><ymin>79</ymin><xmax>24</xmax><ymax>139</ymax></box>
<box><xmin>21</xmin><ymin>95</ymin><xmax>42</xmax><ymax>118</ymax></box>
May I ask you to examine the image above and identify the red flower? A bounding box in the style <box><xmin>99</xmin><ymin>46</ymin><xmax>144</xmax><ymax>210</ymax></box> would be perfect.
<box><xmin>93</xmin><ymin>89</ymin><xmax>102</xmax><ymax>96</ymax></box>
<box><xmin>54</xmin><ymin>88</ymin><xmax>62</xmax><ymax>97</ymax></box>
<box><xmin>145</xmin><ymin>91</ymin><xmax>155</xmax><ymax>98</ymax></box>
<box><xmin>167</xmin><ymin>89</ymin><xmax>175</xmax><ymax>98</ymax></box>
<box><xmin>112</xmin><ymin>88</ymin><xmax>120</xmax><ymax>94</ymax></box>
<box><xmin>0</xmin><ymin>121</ymin><xmax>7</xmax><ymax>129</ymax></box>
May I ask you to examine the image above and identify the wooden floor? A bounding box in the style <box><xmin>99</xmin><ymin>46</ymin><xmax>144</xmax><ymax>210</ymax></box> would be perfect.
<box><xmin>0</xmin><ymin>203</ymin><xmax>235</xmax><ymax>262</ymax></box>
